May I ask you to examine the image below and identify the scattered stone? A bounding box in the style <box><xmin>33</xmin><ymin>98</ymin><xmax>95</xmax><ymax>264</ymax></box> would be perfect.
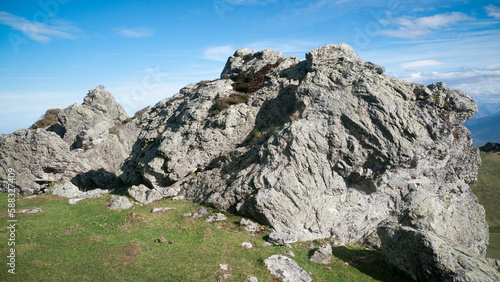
<box><xmin>151</xmin><ymin>207</ymin><xmax>176</xmax><ymax>213</ymax></box>
<box><xmin>325</xmin><ymin>266</ymin><xmax>331</xmax><ymax>270</ymax></box>
<box><xmin>262</xmin><ymin>242</ymin><xmax>272</xmax><ymax>247</ymax></box>
<box><xmin>128</xmin><ymin>184</ymin><xmax>162</xmax><ymax>205</ymax></box>
<box><xmin>268</xmin><ymin>232</ymin><xmax>297</xmax><ymax>246</ymax></box>
<box><xmin>22</xmin><ymin>195</ymin><xmax>37</xmax><ymax>200</ymax></box>
<box><xmin>193</xmin><ymin>207</ymin><xmax>208</xmax><ymax>218</ymax></box>
<box><xmin>108</xmin><ymin>196</ymin><xmax>133</xmax><ymax>210</ymax></box>
<box><xmin>67</xmin><ymin>198</ymin><xmax>85</xmax><ymax>205</ymax></box>
<box><xmin>240</xmin><ymin>218</ymin><xmax>258</xmax><ymax>232</ymax></box>
<box><xmin>219</xmin><ymin>264</ymin><xmax>229</xmax><ymax>271</ymax></box>
<box><xmin>264</xmin><ymin>255</ymin><xmax>312</xmax><ymax>282</ymax></box>
<box><xmin>206</xmin><ymin>213</ymin><xmax>227</xmax><ymax>222</ymax></box>
<box><xmin>310</xmin><ymin>244</ymin><xmax>332</xmax><ymax>264</ymax></box>
<box><xmin>218</xmin><ymin>274</ymin><xmax>232</xmax><ymax>280</ymax></box>
<box><xmin>171</xmin><ymin>195</ymin><xmax>184</xmax><ymax>201</ymax></box>
<box><xmin>183</xmin><ymin>212</ymin><xmax>193</xmax><ymax>217</ymax></box>
<box><xmin>16</xmin><ymin>208</ymin><xmax>43</xmax><ymax>214</ymax></box>
<box><xmin>307</xmin><ymin>243</ymin><xmax>314</xmax><ymax>249</ymax></box>
<box><xmin>284</xmin><ymin>250</ymin><xmax>295</xmax><ymax>257</ymax></box>
<box><xmin>157</xmin><ymin>236</ymin><xmax>167</xmax><ymax>243</ymax></box>
<box><xmin>169</xmin><ymin>240</ymin><xmax>174</xmax><ymax>244</ymax></box>
<box><xmin>247</xmin><ymin>276</ymin><xmax>258</xmax><ymax>282</ymax></box>
<box><xmin>242</xmin><ymin>242</ymin><xmax>253</xmax><ymax>249</ymax></box>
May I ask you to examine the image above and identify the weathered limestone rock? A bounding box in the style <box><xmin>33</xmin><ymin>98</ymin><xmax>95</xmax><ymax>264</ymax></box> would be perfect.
<box><xmin>0</xmin><ymin>85</ymin><xmax>144</xmax><ymax>194</ymax></box>
<box><xmin>310</xmin><ymin>244</ymin><xmax>332</xmax><ymax>264</ymax></box>
<box><xmin>128</xmin><ymin>184</ymin><xmax>162</xmax><ymax>204</ymax></box>
<box><xmin>264</xmin><ymin>255</ymin><xmax>312</xmax><ymax>282</ymax></box>
<box><xmin>378</xmin><ymin>225</ymin><xmax>500</xmax><ymax>281</ymax></box>
<box><xmin>108</xmin><ymin>196</ymin><xmax>133</xmax><ymax>210</ymax></box>
<box><xmin>0</xmin><ymin>129</ymin><xmax>90</xmax><ymax>194</ymax></box>
<box><xmin>240</xmin><ymin>218</ymin><xmax>259</xmax><ymax>232</ymax></box>
<box><xmin>241</xmin><ymin>242</ymin><xmax>253</xmax><ymax>249</ymax></box>
<box><xmin>118</xmin><ymin>43</ymin><xmax>492</xmax><ymax>279</ymax></box>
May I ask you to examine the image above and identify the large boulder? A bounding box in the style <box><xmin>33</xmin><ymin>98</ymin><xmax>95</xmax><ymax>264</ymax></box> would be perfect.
<box><xmin>378</xmin><ymin>225</ymin><xmax>500</xmax><ymax>281</ymax></box>
<box><xmin>0</xmin><ymin>129</ymin><xmax>90</xmax><ymax>194</ymax></box>
<box><xmin>0</xmin><ymin>85</ymin><xmax>144</xmax><ymax>194</ymax></box>
<box><xmin>118</xmin><ymin>44</ymin><xmax>493</xmax><ymax>279</ymax></box>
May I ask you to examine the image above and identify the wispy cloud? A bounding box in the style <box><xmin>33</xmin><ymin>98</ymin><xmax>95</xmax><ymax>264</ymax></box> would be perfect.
<box><xmin>203</xmin><ymin>45</ymin><xmax>235</xmax><ymax>62</ymax></box>
<box><xmin>400</xmin><ymin>65</ymin><xmax>500</xmax><ymax>99</ymax></box>
<box><xmin>381</xmin><ymin>12</ymin><xmax>473</xmax><ymax>38</ymax></box>
<box><xmin>0</xmin><ymin>11</ymin><xmax>79</xmax><ymax>42</ymax></box>
<box><xmin>485</xmin><ymin>4</ymin><xmax>500</xmax><ymax>19</ymax></box>
<box><xmin>117</xmin><ymin>27</ymin><xmax>153</xmax><ymax>38</ymax></box>
<box><xmin>400</xmin><ymin>59</ymin><xmax>443</xmax><ymax>69</ymax></box>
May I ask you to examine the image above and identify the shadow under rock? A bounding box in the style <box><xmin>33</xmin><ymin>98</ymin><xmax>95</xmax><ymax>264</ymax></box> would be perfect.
<box><xmin>322</xmin><ymin>245</ymin><xmax>412</xmax><ymax>282</ymax></box>
<box><xmin>71</xmin><ymin>168</ymin><xmax>125</xmax><ymax>191</ymax></box>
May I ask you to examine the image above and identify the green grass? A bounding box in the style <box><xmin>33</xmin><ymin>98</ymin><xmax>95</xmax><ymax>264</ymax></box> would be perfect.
<box><xmin>471</xmin><ymin>151</ymin><xmax>500</xmax><ymax>259</ymax></box>
<box><xmin>0</xmin><ymin>193</ymin><xmax>409</xmax><ymax>281</ymax></box>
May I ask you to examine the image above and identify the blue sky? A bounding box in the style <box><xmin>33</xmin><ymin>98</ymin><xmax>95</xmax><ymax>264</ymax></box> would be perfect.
<box><xmin>1</xmin><ymin>0</ymin><xmax>499</xmax><ymax>133</ymax></box>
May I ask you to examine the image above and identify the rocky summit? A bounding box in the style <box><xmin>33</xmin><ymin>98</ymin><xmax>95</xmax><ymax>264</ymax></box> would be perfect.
<box><xmin>1</xmin><ymin>44</ymin><xmax>499</xmax><ymax>280</ymax></box>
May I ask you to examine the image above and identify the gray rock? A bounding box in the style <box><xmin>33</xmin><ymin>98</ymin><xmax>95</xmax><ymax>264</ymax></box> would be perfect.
<box><xmin>378</xmin><ymin>225</ymin><xmax>500</xmax><ymax>281</ymax></box>
<box><xmin>264</xmin><ymin>255</ymin><xmax>312</xmax><ymax>282</ymax></box>
<box><xmin>241</xmin><ymin>242</ymin><xmax>253</xmax><ymax>249</ymax></box>
<box><xmin>310</xmin><ymin>244</ymin><xmax>332</xmax><ymax>264</ymax></box>
<box><xmin>193</xmin><ymin>207</ymin><xmax>208</xmax><ymax>218</ymax></box>
<box><xmin>0</xmin><ymin>85</ymin><xmax>144</xmax><ymax>194</ymax></box>
<box><xmin>128</xmin><ymin>184</ymin><xmax>163</xmax><ymax>204</ymax></box>
<box><xmin>16</xmin><ymin>208</ymin><xmax>43</xmax><ymax>214</ymax></box>
<box><xmin>108</xmin><ymin>196</ymin><xmax>133</xmax><ymax>210</ymax></box>
<box><xmin>247</xmin><ymin>276</ymin><xmax>258</xmax><ymax>282</ymax></box>
<box><xmin>262</xmin><ymin>242</ymin><xmax>272</xmax><ymax>247</ymax></box>
<box><xmin>284</xmin><ymin>250</ymin><xmax>295</xmax><ymax>257</ymax></box>
<box><xmin>67</xmin><ymin>198</ymin><xmax>85</xmax><ymax>205</ymax></box>
<box><xmin>219</xmin><ymin>264</ymin><xmax>229</xmax><ymax>271</ymax></box>
<box><xmin>157</xmin><ymin>236</ymin><xmax>167</xmax><ymax>243</ymax></box>
<box><xmin>0</xmin><ymin>130</ymin><xmax>90</xmax><ymax>194</ymax></box>
<box><xmin>48</xmin><ymin>180</ymin><xmax>82</xmax><ymax>198</ymax></box>
<box><xmin>151</xmin><ymin>207</ymin><xmax>175</xmax><ymax>213</ymax></box>
<box><xmin>268</xmin><ymin>232</ymin><xmax>297</xmax><ymax>246</ymax></box>
<box><xmin>240</xmin><ymin>218</ymin><xmax>258</xmax><ymax>232</ymax></box>
<box><xmin>206</xmin><ymin>213</ymin><xmax>227</xmax><ymax>222</ymax></box>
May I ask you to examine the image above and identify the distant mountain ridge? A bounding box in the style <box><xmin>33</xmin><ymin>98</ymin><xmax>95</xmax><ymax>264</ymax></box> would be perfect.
<box><xmin>465</xmin><ymin>111</ymin><xmax>500</xmax><ymax>146</ymax></box>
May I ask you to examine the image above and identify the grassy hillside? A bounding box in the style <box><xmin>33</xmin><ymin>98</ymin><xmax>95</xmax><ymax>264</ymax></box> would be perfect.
<box><xmin>0</xmin><ymin>193</ymin><xmax>409</xmax><ymax>281</ymax></box>
<box><xmin>471</xmin><ymin>151</ymin><xmax>500</xmax><ymax>259</ymax></box>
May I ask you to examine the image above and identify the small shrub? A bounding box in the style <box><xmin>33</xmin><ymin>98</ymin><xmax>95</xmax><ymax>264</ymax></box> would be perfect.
<box><xmin>230</xmin><ymin>58</ymin><xmax>282</xmax><ymax>94</ymax></box>
<box><xmin>30</xmin><ymin>108</ymin><xmax>61</xmax><ymax>129</ymax></box>
<box><xmin>193</xmin><ymin>80</ymin><xmax>211</xmax><ymax>93</ymax></box>
<box><xmin>210</xmin><ymin>93</ymin><xmax>250</xmax><ymax>117</ymax></box>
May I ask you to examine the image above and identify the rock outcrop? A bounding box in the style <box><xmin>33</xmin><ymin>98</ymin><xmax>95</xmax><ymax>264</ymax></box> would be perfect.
<box><xmin>0</xmin><ymin>85</ymin><xmax>143</xmax><ymax>194</ymax></box>
<box><xmin>118</xmin><ymin>44</ymin><xmax>495</xmax><ymax>280</ymax></box>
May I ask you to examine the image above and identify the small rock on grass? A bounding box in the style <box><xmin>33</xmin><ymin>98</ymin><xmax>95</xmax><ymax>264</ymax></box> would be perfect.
<box><xmin>151</xmin><ymin>207</ymin><xmax>175</xmax><ymax>213</ymax></box>
<box><xmin>247</xmin><ymin>276</ymin><xmax>258</xmax><ymax>282</ymax></box>
<box><xmin>264</xmin><ymin>255</ymin><xmax>312</xmax><ymax>282</ymax></box>
<box><xmin>242</xmin><ymin>242</ymin><xmax>253</xmax><ymax>249</ymax></box>
<box><xmin>157</xmin><ymin>236</ymin><xmax>167</xmax><ymax>243</ymax></box>
<box><xmin>16</xmin><ymin>208</ymin><xmax>43</xmax><ymax>214</ymax></box>
<box><xmin>219</xmin><ymin>264</ymin><xmax>229</xmax><ymax>271</ymax></box>
<box><xmin>193</xmin><ymin>207</ymin><xmax>208</xmax><ymax>218</ymax></box>
<box><xmin>206</xmin><ymin>213</ymin><xmax>227</xmax><ymax>222</ymax></box>
<box><xmin>310</xmin><ymin>244</ymin><xmax>332</xmax><ymax>264</ymax></box>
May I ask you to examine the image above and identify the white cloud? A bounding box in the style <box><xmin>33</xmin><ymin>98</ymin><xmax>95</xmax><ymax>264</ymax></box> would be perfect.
<box><xmin>0</xmin><ymin>11</ymin><xmax>79</xmax><ymax>42</ymax></box>
<box><xmin>381</xmin><ymin>12</ymin><xmax>473</xmax><ymax>38</ymax></box>
<box><xmin>117</xmin><ymin>27</ymin><xmax>153</xmax><ymax>38</ymax></box>
<box><xmin>485</xmin><ymin>4</ymin><xmax>500</xmax><ymax>19</ymax></box>
<box><xmin>399</xmin><ymin>66</ymin><xmax>500</xmax><ymax>99</ymax></box>
<box><xmin>203</xmin><ymin>46</ymin><xmax>235</xmax><ymax>62</ymax></box>
<box><xmin>400</xmin><ymin>59</ymin><xmax>443</xmax><ymax>69</ymax></box>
